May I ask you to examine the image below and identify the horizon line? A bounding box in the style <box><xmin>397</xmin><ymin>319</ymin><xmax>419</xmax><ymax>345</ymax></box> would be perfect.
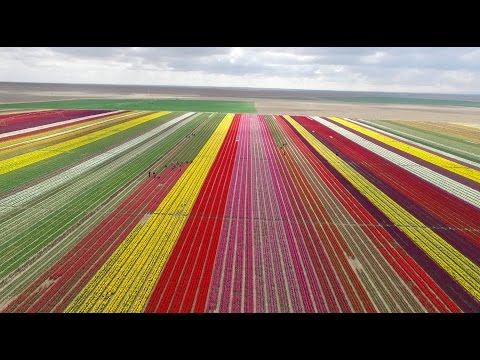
<box><xmin>2</xmin><ymin>80</ymin><xmax>480</xmax><ymax>97</ymax></box>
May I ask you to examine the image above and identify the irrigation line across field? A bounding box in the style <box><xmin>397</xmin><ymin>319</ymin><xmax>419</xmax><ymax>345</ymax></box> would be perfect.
<box><xmin>0</xmin><ymin>204</ymin><xmax>477</xmax><ymax>232</ymax></box>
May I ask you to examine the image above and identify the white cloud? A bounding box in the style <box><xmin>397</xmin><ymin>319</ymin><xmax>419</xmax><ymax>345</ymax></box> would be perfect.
<box><xmin>361</xmin><ymin>51</ymin><xmax>386</xmax><ymax>65</ymax></box>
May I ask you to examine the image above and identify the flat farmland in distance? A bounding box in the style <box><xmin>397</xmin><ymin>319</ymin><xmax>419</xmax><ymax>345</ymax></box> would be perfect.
<box><xmin>0</xmin><ymin>108</ymin><xmax>478</xmax><ymax>313</ymax></box>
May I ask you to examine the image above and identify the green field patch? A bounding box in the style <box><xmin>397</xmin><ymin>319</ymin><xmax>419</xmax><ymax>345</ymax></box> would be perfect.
<box><xmin>313</xmin><ymin>96</ymin><xmax>480</xmax><ymax>108</ymax></box>
<box><xmin>0</xmin><ymin>98</ymin><xmax>257</xmax><ymax>113</ymax></box>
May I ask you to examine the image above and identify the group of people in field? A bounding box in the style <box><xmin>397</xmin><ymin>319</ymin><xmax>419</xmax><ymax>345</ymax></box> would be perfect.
<box><xmin>148</xmin><ymin>160</ymin><xmax>192</xmax><ymax>178</ymax></box>
<box><xmin>146</xmin><ymin>131</ymin><xmax>198</xmax><ymax>178</ymax></box>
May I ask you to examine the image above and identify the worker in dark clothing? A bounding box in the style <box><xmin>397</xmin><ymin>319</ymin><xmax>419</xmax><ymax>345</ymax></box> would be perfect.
<box><xmin>148</xmin><ymin>171</ymin><xmax>151</xmax><ymax>177</ymax></box>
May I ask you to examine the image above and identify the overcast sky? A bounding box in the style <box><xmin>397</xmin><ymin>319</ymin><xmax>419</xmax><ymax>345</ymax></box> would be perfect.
<box><xmin>1</xmin><ymin>47</ymin><xmax>480</xmax><ymax>93</ymax></box>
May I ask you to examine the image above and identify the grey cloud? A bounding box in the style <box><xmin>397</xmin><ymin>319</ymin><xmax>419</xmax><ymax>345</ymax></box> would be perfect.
<box><xmin>44</xmin><ymin>47</ymin><xmax>480</xmax><ymax>74</ymax></box>
<box><xmin>2</xmin><ymin>47</ymin><xmax>480</xmax><ymax>93</ymax></box>
<box><xmin>51</xmin><ymin>47</ymin><xmax>124</xmax><ymax>58</ymax></box>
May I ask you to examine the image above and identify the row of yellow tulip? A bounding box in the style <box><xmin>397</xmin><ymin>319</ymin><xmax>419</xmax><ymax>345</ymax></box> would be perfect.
<box><xmin>0</xmin><ymin>111</ymin><xmax>169</xmax><ymax>175</ymax></box>
<box><xmin>66</xmin><ymin>113</ymin><xmax>235</xmax><ymax>313</ymax></box>
<box><xmin>66</xmin><ymin>222</ymin><xmax>146</xmax><ymax>312</ymax></box>
<box><xmin>284</xmin><ymin>115</ymin><xmax>480</xmax><ymax>302</ymax></box>
<box><xmin>0</xmin><ymin>112</ymin><xmax>142</xmax><ymax>159</ymax></box>
<box><xmin>0</xmin><ymin>111</ymin><xmax>139</xmax><ymax>152</ymax></box>
<box><xmin>327</xmin><ymin>117</ymin><xmax>480</xmax><ymax>184</ymax></box>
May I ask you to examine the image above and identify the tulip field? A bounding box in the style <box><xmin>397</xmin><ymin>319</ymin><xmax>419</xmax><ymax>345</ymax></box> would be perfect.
<box><xmin>0</xmin><ymin>109</ymin><xmax>479</xmax><ymax>312</ymax></box>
